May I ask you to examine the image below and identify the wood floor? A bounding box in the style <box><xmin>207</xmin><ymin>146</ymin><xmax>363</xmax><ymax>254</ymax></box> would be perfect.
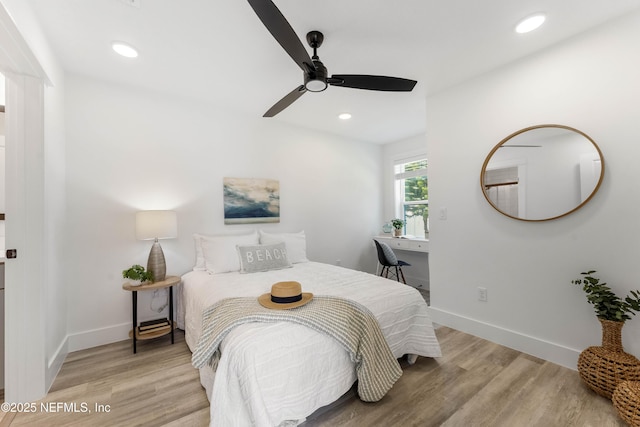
<box><xmin>0</xmin><ymin>327</ymin><xmax>627</xmax><ymax>426</ymax></box>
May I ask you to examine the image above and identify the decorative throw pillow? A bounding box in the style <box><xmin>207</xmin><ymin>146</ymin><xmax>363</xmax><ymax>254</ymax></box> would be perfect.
<box><xmin>379</xmin><ymin>241</ymin><xmax>398</xmax><ymax>265</ymax></box>
<box><xmin>237</xmin><ymin>242</ymin><xmax>292</xmax><ymax>274</ymax></box>
<box><xmin>199</xmin><ymin>231</ymin><xmax>260</xmax><ymax>274</ymax></box>
<box><xmin>259</xmin><ymin>230</ymin><xmax>309</xmax><ymax>263</ymax></box>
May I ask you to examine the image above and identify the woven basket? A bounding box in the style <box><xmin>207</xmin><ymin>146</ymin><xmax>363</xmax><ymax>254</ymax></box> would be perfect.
<box><xmin>600</xmin><ymin>319</ymin><xmax>624</xmax><ymax>353</ymax></box>
<box><xmin>613</xmin><ymin>381</ymin><xmax>640</xmax><ymax>426</ymax></box>
<box><xmin>577</xmin><ymin>319</ymin><xmax>640</xmax><ymax>399</ymax></box>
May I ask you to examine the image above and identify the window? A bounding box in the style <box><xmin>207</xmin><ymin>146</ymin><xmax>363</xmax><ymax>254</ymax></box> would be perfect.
<box><xmin>394</xmin><ymin>157</ymin><xmax>428</xmax><ymax>237</ymax></box>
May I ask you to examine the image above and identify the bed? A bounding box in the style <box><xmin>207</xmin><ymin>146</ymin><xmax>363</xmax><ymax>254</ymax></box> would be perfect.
<box><xmin>177</xmin><ymin>230</ymin><xmax>441</xmax><ymax>426</ymax></box>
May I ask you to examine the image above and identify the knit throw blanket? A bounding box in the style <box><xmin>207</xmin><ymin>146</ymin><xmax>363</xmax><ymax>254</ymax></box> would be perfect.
<box><xmin>191</xmin><ymin>295</ymin><xmax>402</xmax><ymax>402</ymax></box>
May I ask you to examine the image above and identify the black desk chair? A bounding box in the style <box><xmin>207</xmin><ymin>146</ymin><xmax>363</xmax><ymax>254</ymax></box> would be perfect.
<box><xmin>374</xmin><ymin>239</ymin><xmax>410</xmax><ymax>284</ymax></box>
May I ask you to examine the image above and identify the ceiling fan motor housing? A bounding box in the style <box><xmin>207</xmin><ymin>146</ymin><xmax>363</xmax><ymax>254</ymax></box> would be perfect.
<box><xmin>304</xmin><ymin>60</ymin><xmax>328</xmax><ymax>92</ymax></box>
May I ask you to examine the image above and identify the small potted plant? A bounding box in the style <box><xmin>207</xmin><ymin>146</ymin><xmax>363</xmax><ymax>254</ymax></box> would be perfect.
<box><xmin>391</xmin><ymin>218</ymin><xmax>405</xmax><ymax>237</ymax></box>
<box><xmin>571</xmin><ymin>270</ymin><xmax>640</xmax><ymax>397</ymax></box>
<box><xmin>122</xmin><ymin>264</ymin><xmax>154</xmax><ymax>286</ymax></box>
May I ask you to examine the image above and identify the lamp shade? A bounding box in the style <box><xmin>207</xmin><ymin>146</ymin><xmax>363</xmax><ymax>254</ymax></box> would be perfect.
<box><xmin>135</xmin><ymin>210</ymin><xmax>177</xmax><ymax>240</ymax></box>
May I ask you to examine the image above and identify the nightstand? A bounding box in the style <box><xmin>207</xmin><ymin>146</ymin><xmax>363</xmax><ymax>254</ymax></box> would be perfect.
<box><xmin>122</xmin><ymin>275</ymin><xmax>181</xmax><ymax>354</ymax></box>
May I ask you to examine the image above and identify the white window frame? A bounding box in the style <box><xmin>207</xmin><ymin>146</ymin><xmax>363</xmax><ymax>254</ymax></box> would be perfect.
<box><xmin>394</xmin><ymin>155</ymin><xmax>428</xmax><ymax>235</ymax></box>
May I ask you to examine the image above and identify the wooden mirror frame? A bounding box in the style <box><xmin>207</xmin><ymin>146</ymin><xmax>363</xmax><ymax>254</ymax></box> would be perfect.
<box><xmin>480</xmin><ymin>124</ymin><xmax>605</xmax><ymax>222</ymax></box>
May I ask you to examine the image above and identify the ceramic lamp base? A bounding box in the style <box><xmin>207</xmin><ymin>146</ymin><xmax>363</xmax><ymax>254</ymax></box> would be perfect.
<box><xmin>147</xmin><ymin>240</ymin><xmax>166</xmax><ymax>282</ymax></box>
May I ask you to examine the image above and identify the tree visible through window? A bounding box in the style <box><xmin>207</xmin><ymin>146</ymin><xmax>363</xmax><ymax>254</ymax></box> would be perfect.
<box><xmin>394</xmin><ymin>158</ymin><xmax>428</xmax><ymax>237</ymax></box>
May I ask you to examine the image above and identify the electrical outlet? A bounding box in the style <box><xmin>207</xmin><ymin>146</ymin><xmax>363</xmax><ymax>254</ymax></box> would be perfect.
<box><xmin>335</xmin><ymin>259</ymin><xmax>341</xmax><ymax>266</ymax></box>
<box><xmin>478</xmin><ymin>287</ymin><xmax>488</xmax><ymax>302</ymax></box>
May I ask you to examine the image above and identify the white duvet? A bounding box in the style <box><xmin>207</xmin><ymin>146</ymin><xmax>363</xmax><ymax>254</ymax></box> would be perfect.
<box><xmin>178</xmin><ymin>262</ymin><xmax>441</xmax><ymax>427</ymax></box>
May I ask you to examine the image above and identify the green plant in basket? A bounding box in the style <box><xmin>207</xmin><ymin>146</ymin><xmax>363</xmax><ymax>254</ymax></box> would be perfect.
<box><xmin>122</xmin><ymin>264</ymin><xmax>154</xmax><ymax>283</ymax></box>
<box><xmin>571</xmin><ymin>270</ymin><xmax>640</xmax><ymax>321</ymax></box>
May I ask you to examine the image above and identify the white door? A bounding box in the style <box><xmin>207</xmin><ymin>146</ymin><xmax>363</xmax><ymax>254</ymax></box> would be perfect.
<box><xmin>0</xmin><ymin>85</ymin><xmax>5</xmax><ymax>390</ymax></box>
<box><xmin>0</xmin><ymin>4</ymin><xmax>48</xmax><ymax>402</ymax></box>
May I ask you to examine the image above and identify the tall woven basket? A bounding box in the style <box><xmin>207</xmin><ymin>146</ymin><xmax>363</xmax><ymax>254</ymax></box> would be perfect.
<box><xmin>577</xmin><ymin>319</ymin><xmax>640</xmax><ymax>399</ymax></box>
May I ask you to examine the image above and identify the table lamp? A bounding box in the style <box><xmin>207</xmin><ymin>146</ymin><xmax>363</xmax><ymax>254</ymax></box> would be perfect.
<box><xmin>135</xmin><ymin>210</ymin><xmax>177</xmax><ymax>282</ymax></box>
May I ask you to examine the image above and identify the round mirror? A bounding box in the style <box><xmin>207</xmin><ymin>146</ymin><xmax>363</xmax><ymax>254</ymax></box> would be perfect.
<box><xmin>480</xmin><ymin>124</ymin><xmax>604</xmax><ymax>221</ymax></box>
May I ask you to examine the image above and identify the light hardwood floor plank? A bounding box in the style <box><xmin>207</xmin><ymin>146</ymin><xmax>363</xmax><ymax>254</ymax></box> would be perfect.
<box><xmin>1</xmin><ymin>327</ymin><xmax>628</xmax><ymax>426</ymax></box>
<box><xmin>304</xmin><ymin>327</ymin><xmax>626</xmax><ymax>427</ymax></box>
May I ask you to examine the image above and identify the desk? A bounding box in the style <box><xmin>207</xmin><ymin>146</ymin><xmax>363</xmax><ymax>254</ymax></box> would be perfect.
<box><xmin>374</xmin><ymin>235</ymin><xmax>429</xmax><ymax>253</ymax></box>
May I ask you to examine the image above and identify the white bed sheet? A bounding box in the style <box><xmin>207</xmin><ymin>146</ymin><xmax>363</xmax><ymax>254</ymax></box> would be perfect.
<box><xmin>178</xmin><ymin>262</ymin><xmax>441</xmax><ymax>426</ymax></box>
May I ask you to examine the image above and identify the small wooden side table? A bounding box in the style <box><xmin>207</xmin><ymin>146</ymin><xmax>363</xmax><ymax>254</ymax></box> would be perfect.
<box><xmin>122</xmin><ymin>275</ymin><xmax>181</xmax><ymax>354</ymax></box>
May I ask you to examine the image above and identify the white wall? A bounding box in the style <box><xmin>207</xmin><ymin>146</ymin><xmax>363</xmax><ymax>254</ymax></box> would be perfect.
<box><xmin>64</xmin><ymin>74</ymin><xmax>384</xmax><ymax>350</ymax></box>
<box><xmin>427</xmin><ymin>11</ymin><xmax>640</xmax><ymax>369</ymax></box>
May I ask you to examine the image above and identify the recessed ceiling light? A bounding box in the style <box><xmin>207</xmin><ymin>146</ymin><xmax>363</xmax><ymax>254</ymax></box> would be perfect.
<box><xmin>338</xmin><ymin>113</ymin><xmax>352</xmax><ymax>120</ymax></box>
<box><xmin>515</xmin><ymin>13</ymin><xmax>546</xmax><ymax>34</ymax></box>
<box><xmin>111</xmin><ymin>41</ymin><xmax>139</xmax><ymax>58</ymax></box>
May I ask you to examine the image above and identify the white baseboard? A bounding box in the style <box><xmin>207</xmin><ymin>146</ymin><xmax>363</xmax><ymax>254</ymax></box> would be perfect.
<box><xmin>429</xmin><ymin>306</ymin><xmax>580</xmax><ymax>370</ymax></box>
<box><xmin>46</xmin><ymin>337</ymin><xmax>68</xmax><ymax>392</ymax></box>
<box><xmin>67</xmin><ymin>322</ymin><xmax>131</xmax><ymax>352</ymax></box>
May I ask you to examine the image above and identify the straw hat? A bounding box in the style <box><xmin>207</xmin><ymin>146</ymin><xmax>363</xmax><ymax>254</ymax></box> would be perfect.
<box><xmin>258</xmin><ymin>281</ymin><xmax>313</xmax><ymax>310</ymax></box>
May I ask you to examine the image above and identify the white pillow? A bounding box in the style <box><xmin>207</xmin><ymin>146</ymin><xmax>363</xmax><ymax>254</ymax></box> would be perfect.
<box><xmin>193</xmin><ymin>233</ymin><xmax>209</xmax><ymax>271</ymax></box>
<box><xmin>237</xmin><ymin>242</ymin><xmax>292</xmax><ymax>274</ymax></box>
<box><xmin>193</xmin><ymin>231</ymin><xmax>259</xmax><ymax>271</ymax></box>
<box><xmin>259</xmin><ymin>230</ymin><xmax>309</xmax><ymax>263</ymax></box>
<box><xmin>198</xmin><ymin>231</ymin><xmax>259</xmax><ymax>274</ymax></box>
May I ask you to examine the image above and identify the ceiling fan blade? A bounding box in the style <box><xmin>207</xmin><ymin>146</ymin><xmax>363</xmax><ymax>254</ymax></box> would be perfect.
<box><xmin>247</xmin><ymin>0</ymin><xmax>314</xmax><ymax>72</ymax></box>
<box><xmin>329</xmin><ymin>75</ymin><xmax>417</xmax><ymax>92</ymax></box>
<box><xmin>263</xmin><ymin>85</ymin><xmax>307</xmax><ymax>117</ymax></box>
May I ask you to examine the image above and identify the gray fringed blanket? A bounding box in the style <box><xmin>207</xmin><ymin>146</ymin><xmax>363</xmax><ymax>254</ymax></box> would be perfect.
<box><xmin>191</xmin><ymin>295</ymin><xmax>402</xmax><ymax>402</ymax></box>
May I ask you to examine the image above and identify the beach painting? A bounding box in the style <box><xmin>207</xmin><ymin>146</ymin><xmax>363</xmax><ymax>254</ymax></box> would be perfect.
<box><xmin>223</xmin><ymin>177</ymin><xmax>280</xmax><ymax>224</ymax></box>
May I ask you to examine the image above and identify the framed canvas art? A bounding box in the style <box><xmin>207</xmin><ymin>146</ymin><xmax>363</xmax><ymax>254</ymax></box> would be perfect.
<box><xmin>223</xmin><ymin>177</ymin><xmax>280</xmax><ymax>224</ymax></box>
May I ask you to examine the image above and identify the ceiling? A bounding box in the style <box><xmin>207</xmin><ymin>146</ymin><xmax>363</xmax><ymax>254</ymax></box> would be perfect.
<box><xmin>26</xmin><ymin>0</ymin><xmax>640</xmax><ymax>144</ymax></box>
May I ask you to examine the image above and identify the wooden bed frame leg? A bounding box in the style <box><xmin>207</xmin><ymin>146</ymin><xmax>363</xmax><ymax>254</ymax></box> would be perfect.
<box><xmin>407</xmin><ymin>354</ymin><xmax>418</xmax><ymax>365</ymax></box>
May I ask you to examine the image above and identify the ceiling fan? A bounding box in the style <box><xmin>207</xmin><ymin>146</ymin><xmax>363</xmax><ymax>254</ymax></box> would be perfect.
<box><xmin>247</xmin><ymin>0</ymin><xmax>418</xmax><ymax>117</ymax></box>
